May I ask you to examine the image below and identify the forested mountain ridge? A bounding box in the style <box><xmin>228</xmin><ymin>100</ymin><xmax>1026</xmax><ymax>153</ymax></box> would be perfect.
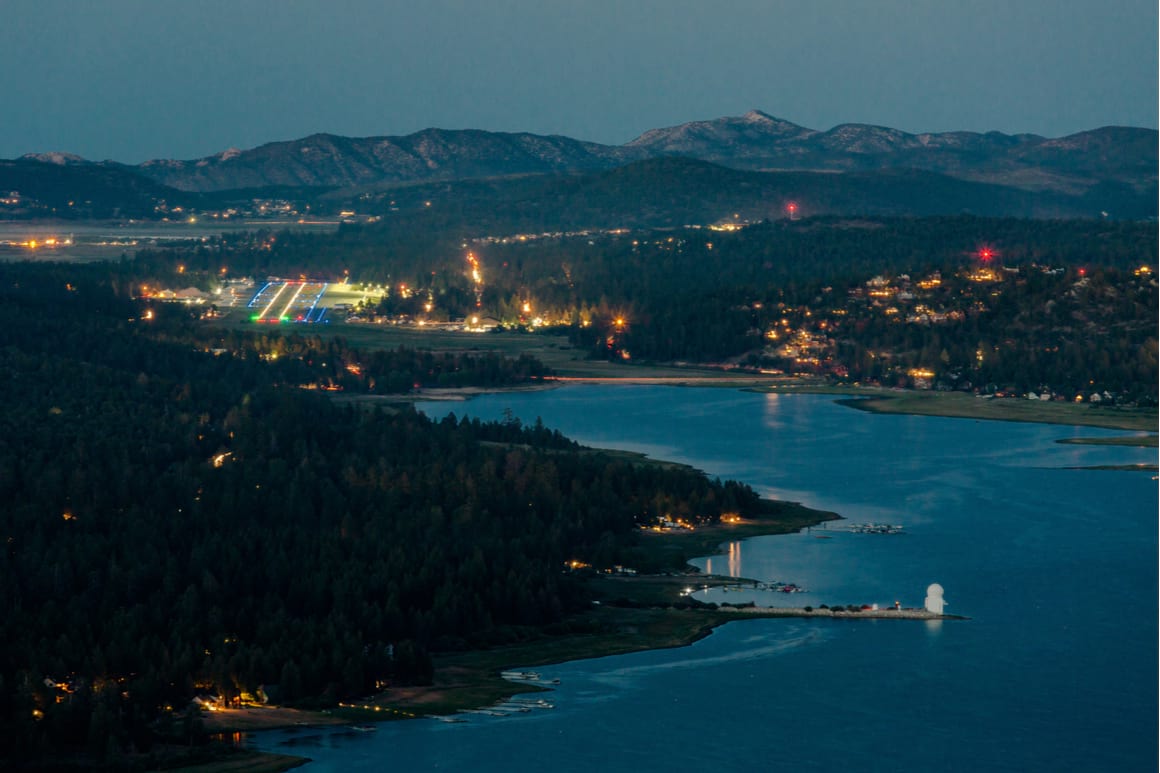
<box><xmin>9</xmin><ymin>152</ymin><xmax>1153</xmax><ymax>225</ymax></box>
<box><xmin>324</xmin><ymin>156</ymin><xmax>1155</xmax><ymax>223</ymax></box>
<box><xmin>10</xmin><ymin>111</ymin><xmax>1154</xmax><ymax>201</ymax></box>
<box><xmin>627</xmin><ymin>110</ymin><xmax>1156</xmax><ymax>195</ymax></box>
<box><xmin>131</xmin><ymin>112</ymin><xmax>1157</xmax><ymax>196</ymax></box>
<box><xmin>132</xmin><ymin>129</ymin><xmax>641</xmax><ymax>193</ymax></box>
<box><xmin>0</xmin><ymin>159</ymin><xmax>202</xmax><ymax>220</ymax></box>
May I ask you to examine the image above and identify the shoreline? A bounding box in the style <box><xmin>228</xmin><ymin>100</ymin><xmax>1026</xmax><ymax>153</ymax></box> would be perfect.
<box><xmin>230</xmin><ymin>378</ymin><xmax>1149</xmax><ymax>739</ymax></box>
<box><xmin>193</xmin><ymin>511</ymin><xmax>842</xmax><ymax>744</ymax></box>
<box><xmin>426</xmin><ymin>376</ymin><xmax>1157</xmax><ymax>435</ymax></box>
<box><xmin>819</xmin><ymin>388</ymin><xmax>1154</xmax><ymax>434</ymax></box>
<box><xmin>346</xmin><ymin>369</ymin><xmax>1156</xmax><ymax>435</ymax></box>
<box><xmin>220</xmin><ymin>377</ymin><xmax>1154</xmax><ymax>758</ymax></box>
<box><xmin>231</xmin><ymin>506</ymin><xmax>936</xmax><ymax>740</ymax></box>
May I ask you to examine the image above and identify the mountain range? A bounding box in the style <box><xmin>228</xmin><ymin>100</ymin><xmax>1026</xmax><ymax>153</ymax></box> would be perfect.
<box><xmin>4</xmin><ymin>111</ymin><xmax>1156</xmax><ymax>220</ymax></box>
<box><xmin>116</xmin><ymin>110</ymin><xmax>1159</xmax><ymax>195</ymax></box>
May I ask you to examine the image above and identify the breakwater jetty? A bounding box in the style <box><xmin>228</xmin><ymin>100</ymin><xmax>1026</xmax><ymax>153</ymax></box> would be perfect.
<box><xmin>718</xmin><ymin>606</ymin><xmax>966</xmax><ymax>620</ymax></box>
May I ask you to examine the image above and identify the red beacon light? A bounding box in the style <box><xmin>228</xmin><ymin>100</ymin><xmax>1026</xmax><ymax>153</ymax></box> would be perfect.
<box><xmin>979</xmin><ymin>248</ymin><xmax>994</xmax><ymax>262</ymax></box>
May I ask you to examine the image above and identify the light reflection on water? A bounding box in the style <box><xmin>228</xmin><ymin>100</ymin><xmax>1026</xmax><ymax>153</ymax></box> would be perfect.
<box><xmin>249</xmin><ymin>387</ymin><xmax>1156</xmax><ymax>772</ymax></box>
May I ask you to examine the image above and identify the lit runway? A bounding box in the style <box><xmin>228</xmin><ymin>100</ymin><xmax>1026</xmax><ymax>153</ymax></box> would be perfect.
<box><xmin>246</xmin><ymin>280</ymin><xmax>329</xmax><ymax>323</ymax></box>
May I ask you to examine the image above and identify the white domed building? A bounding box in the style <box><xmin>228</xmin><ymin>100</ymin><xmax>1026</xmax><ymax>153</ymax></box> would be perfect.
<box><xmin>924</xmin><ymin>583</ymin><xmax>946</xmax><ymax>615</ymax></box>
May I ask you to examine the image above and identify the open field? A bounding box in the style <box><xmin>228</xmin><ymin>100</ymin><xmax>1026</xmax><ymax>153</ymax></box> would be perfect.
<box><xmin>837</xmin><ymin>392</ymin><xmax>1157</xmax><ymax>433</ymax></box>
<box><xmin>217</xmin><ymin>306</ymin><xmax>790</xmax><ymax>381</ymax></box>
<box><xmin>319</xmin><ymin>282</ymin><xmax>376</xmax><ymax>308</ymax></box>
<box><xmin>199</xmin><ymin>705</ymin><xmax>344</xmax><ymax>734</ymax></box>
<box><xmin>758</xmin><ymin>384</ymin><xmax>1158</xmax><ymax>434</ymax></box>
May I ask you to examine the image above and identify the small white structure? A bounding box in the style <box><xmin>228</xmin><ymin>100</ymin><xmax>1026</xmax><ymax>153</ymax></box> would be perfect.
<box><xmin>924</xmin><ymin>583</ymin><xmax>946</xmax><ymax>615</ymax></box>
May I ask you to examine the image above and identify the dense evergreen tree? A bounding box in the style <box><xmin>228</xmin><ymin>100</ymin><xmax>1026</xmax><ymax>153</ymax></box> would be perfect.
<box><xmin>0</xmin><ymin>263</ymin><xmax>771</xmax><ymax>765</ymax></box>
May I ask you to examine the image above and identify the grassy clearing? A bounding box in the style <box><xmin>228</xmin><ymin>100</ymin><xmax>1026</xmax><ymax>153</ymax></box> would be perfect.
<box><xmin>840</xmin><ymin>392</ymin><xmax>1157</xmax><ymax>432</ymax></box>
<box><xmin>319</xmin><ymin>283</ymin><xmax>377</xmax><ymax>307</ymax></box>
<box><xmin>757</xmin><ymin>384</ymin><xmax>1157</xmax><ymax>432</ymax></box>
<box><xmin>216</xmin><ymin>307</ymin><xmax>792</xmax><ymax>383</ymax></box>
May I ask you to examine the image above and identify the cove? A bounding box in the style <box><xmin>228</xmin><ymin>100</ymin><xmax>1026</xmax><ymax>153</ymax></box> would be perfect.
<box><xmin>250</xmin><ymin>387</ymin><xmax>1157</xmax><ymax>772</ymax></box>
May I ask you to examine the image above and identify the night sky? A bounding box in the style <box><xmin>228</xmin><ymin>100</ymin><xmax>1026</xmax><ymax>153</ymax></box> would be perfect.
<box><xmin>2</xmin><ymin>0</ymin><xmax>1156</xmax><ymax>163</ymax></box>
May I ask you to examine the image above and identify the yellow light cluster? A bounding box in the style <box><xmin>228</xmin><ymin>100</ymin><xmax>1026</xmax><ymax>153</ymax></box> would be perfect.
<box><xmin>967</xmin><ymin>269</ymin><xmax>998</xmax><ymax>283</ymax></box>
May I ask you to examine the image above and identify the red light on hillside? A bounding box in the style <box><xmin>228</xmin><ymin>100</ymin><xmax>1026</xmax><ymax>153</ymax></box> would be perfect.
<box><xmin>979</xmin><ymin>248</ymin><xmax>993</xmax><ymax>262</ymax></box>
<box><xmin>786</xmin><ymin>202</ymin><xmax>797</xmax><ymax>213</ymax></box>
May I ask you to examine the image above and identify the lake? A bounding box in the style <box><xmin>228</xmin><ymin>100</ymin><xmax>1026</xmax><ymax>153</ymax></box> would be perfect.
<box><xmin>250</xmin><ymin>386</ymin><xmax>1157</xmax><ymax>771</ymax></box>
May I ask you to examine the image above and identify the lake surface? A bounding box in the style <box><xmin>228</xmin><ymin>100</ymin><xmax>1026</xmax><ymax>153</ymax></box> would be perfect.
<box><xmin>250</xmin><ymin>387</ymin><xmax>1157</xmax><ymax>772</ymax></box>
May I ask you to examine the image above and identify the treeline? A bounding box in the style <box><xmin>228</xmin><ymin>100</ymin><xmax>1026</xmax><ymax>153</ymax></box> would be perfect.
<box><xmin>0</xmin><ymin>263</ymin><xmax>769</xmax><ymax>766</ymax></box>
<box><xmin>136</xmin><ymin>213</ymin><xmax>1157</xmax><ymax>289</ymax></box>
<box><xmin>3</xmin><ymin>262</ymin><xmax>550</xmax><ymax>395</ymax></box>
<box><xmin>129</xmin><ymin>214</ymin><xmax>1158</xmax><ymax>396</ymax></box>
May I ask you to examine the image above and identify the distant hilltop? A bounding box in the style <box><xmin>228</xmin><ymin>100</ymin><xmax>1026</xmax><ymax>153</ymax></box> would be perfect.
<box><xmin>14</xmin><ymin>110</ymin><xmax>1157</xmax><ymax>198</ymax></box>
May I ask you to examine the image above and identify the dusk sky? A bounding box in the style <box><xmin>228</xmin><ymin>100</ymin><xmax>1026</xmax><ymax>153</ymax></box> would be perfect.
<box><xmin>2</xmin><ymin>0</ymin><xmax>1156</xmax><ymax>163</ymax></box>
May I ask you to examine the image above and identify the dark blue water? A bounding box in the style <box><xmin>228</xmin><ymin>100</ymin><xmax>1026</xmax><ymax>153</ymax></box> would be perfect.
<box><xmin>251</xmin><ymin>387</ymin><xmax>1158</xmax><ymax>772</ymax></box>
